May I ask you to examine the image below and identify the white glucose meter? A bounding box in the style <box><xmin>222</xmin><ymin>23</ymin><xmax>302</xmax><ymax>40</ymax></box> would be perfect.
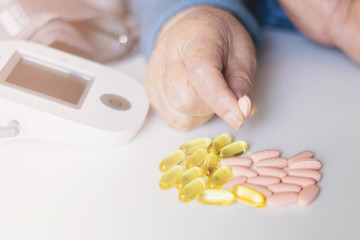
<box><xmin>0</xmin><ymin>40</ymin><xmax>149</xmax><ymax>148</ymax></box>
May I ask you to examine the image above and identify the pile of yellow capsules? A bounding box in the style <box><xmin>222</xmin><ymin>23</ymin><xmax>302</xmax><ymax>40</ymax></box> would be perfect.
<box><xmin>158</xmin><ymin>133</ymin><xmax>321</xmax><ymax>207</ymax></box>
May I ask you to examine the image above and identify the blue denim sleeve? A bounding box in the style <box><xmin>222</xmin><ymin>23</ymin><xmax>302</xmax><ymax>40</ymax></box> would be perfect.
<box><xmin>245</xmin><ymin>0</ymin><xmax>295</xmax><ymax>29</ymax></box>
<box><xmin>129</xmin><ymin>0</ymin><xmax>260</xmax><ymax>59</ymax></box>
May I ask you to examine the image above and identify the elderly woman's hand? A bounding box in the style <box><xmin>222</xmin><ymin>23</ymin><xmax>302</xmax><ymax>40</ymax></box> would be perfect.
<box><xmin>278</xmin><ymin>0</ymin><xmax>360</xmax><ymax>65</ymax></box>
<box><xmin>144</xmin><ymin>5</ymin><xmax>257</xmax><ymax>131</ymax></box>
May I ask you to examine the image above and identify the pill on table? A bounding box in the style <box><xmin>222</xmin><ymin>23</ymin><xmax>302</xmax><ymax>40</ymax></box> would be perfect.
<box><xmin>297</xmin><ymin>184</ymin><xmax>320</xmax><ymax>206</ymax></box>
<box><xmin>256</xmin><ymin>158</ymin><xmax>288</xmax><ymax>168</ymax></box>
<box><xmin>230</xmin><ymin>166</ymin><xmax>258</xmax><ymax>178</ymax></box>
<box><xmin>196</xmin><ymin>189</ymin><xmax>236</xmax><ymax>205</ymax></box>
<box><xmin>288</xmin><ymin>169</ymin><xmax>322</xmax><ymax>182</ymax></box>
<box><xmin>210</xmin><ymin>133</ymin><xmax>232</xmax><ymax>153</ymax></box>
<box><xmin>180</xmin><ymin>137</ymin><xmax>212</xmax><ymax>155</ymax></box>
<box><xmin>159</xmin><ymin>149</ymin><xmax>186</xmax><ymax>173</ymax></box>
<box><xmin>231</xmin><ymin>185</ymin><xmax>266</xmax><ymax>208</ymax></box>
<box><xmin>255</xmin><ymin>167</ymin><xmax>288</xmax><ymax>178</ymax></box>
<box><xmin>219</xmin><ymin>141</ymin><xmax>248</xmax><ymax>158</ymax></box>
<box><xmin>243</xmin><ymin>183</ymin><xmax>273</xmax><ymax>197</ymax></box>
<box><xmin>176</xmin><ymin>167</ymin><xmax>202</xmax><ymax>190</ymax></box>
<box><xmin>220</xmin><ymin>157</ymin><xmax>252</xmax><ymax>168</ymax></box>
<box><xmin>159</xmin><ymin>165</ymin><xmax>184</xmax><ymax>190</ymax></box>
<box><xmin>185</xmin><ymin>148</ymin><xmax>207</xmax><ymax>169</ymax></box>
<box><xmin>247</xmin><ymin>176</ymin><xmax>281</xmax><ymax>186</ymax></box>
<box><xmin>203</xmin><ymin>153</ymin><xmax>220</xmax><ymax>176</ymax></box>
<box><xmin>178</xmin><ymin>178</ymin><xmax>206</xmax><ymax>202</ymax></box>
<box><xmin>266</xmin><ymin>192</ymin><xmax>298</xmax><ymax>207</ymax></box>
<box><xmin>221</xmin><ymin>176</ymin><xmax>248</xmax><ymax>190</ymax></box>
<box><xmin>211</xmin><ymin>166</ymin><xmax>233</xmax><ymax>186</ymax></box>
<box><xmin>250</xmin><ymin>149</ymin><xmax>281</xmax><ymax>163</ymax></box>
<box><xmin>288</xmin><ymin>151</ymin><xmax>314</xmax><ymax>162</ymax></box>
<box><xmin>282</xmin><ymin>176</ymin><xmax>315</xmax><ymax>187</ymax></box>
<box><xmin>268</xmin><ymin>183</ymin><xmax>302</xmax><ymax>193</ymax></box>
<box><xmin>288</xmin><ymin>158</ymin><xmax>322</xmax><ymax>170</ymax></box>
<box><xmin>206</xmin><ymin>178</ymin><xmax>222</xmax><ymax>189</ymax></box>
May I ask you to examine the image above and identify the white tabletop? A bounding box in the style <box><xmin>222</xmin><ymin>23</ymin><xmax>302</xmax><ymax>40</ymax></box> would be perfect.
<box><xmin>0</xmin><ymin>30</ymin><xmax>359</xmax><ymax>240</ymax></box>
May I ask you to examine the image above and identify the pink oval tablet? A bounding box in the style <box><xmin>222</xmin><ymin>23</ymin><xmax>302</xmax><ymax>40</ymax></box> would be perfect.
<box><xmin>247</xmin><ymin>176</ymin><xmax>280</xmax><ymax>186</ymax></box>
<box><xmin>242</xmin><ymin>183</ymin><xmax>273</xmax><ymax>197</ymax></box>
<box><xmin>297</xmin><ymin>184</ymin><xmax>320</xmax><ymax>206</ymax></box>
<box><xmin>221</xmin><ymin>176</ymin><xmax>247</xmax><ymax>190</ymax></box>
<box><xmin>266</xmin><ymin>192</ymin><xmax>297</xmax><ymax>207</ymax></box>
<box><xmin>255</xmin><ymin>167</ymin><xmax>288</xmax><ymax>178</ymax></box>
<box><xmin>288</xmin><ymin>158</ymin><xmax>322</xmax><ymax>170</ymax></box>
<box><xmin>288</xmin><ymin>151</ymin><xmax>314</xmax><ymax>162</ymax></box>
<box><xmin>256</xmin><ymin>158</ymin><xmax>287</xmax><ymax>168</ymax></box>
<box><xmin>282</xmin><ymin>176</ymin><xmax>315</xmax><ymax>188</ymax></box>
<box><xmin>238</xmin><ymin>95</ymin><xmax>252</xmax><ymax>118</ymax></box>
<box><xmin>250</xmin><ymin>150</ymin><xmax>281</xmax><ymax>163</ymax></box>
<box><xmin>268</xmin><ymin>183</ymin><xmax>302</xmax><ymax>193</ymax></box>
<box><xmin>220</xmin><ymin>157</ymin><xmax>252</xmax><ymax>168</ymax></box>
<box><xmin>230</xmin><ymin>166</ymin><xmax>258</xmax><ymax>178</ymax></box>
<box><xmin>288</xmin><ymin>169</ymin><xmax>322</xmax><ymax>182</ymax></box>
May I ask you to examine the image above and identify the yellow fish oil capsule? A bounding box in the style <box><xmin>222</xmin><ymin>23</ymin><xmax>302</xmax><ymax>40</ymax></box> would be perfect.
<box><xmin>211</xmin><ymin>166</ymin><xmax>233</xmax><ymax>186</ymax></box>
<box><xmin>176</xmin><ymin>167</ymin><xmax>203</xmax><ymax>190</ymax></box>
<box><xmin>219</xmin><ymin>140</ymin><xmax>248</xmax><ymax>158</ymax></box>
<box><xmin>231</xmin><ymin>185</ymin><xmax>266</xmax><ymax>207</ymax></box>
<box><xmin>196</xmin><ymin>189</ymin><xmax>236</xmax><ymax>205</ymax></box>
<box><xmin>211</xmin><ymin>133</ymin><xmax>232</xmax><ymax>153</ymax></box>
<box><xmin>159</xmin><ymin>165</ymin><xmax>184</xmax><ymax>190</ymax></box>
<box><xmin>159</xmin><ymin>150</ymin><xmax>186</xmax><ymax>173</ymax></box>
<box><xmin>206</xmin><ymin>178</ymin><xmax>222</xmax><ymax>189</ymax></box>
<box><xmin>179</xmin><ymin>178</ymin><xmax>206</xmax><ymax>202</ymax></box>
<box><xmin>203</xmin><ymin>153</ymin><xmax>220</xmax><ymax>176</ymax></box>
<box><xmin>185</xmin><ymin>148</ymin><xmax>208</xmax><ymax>169</ymax></box>
<box><xmin>180</xmin><ymin>137</ymin><xmax>212</xmax><ymax>155</ymax></box>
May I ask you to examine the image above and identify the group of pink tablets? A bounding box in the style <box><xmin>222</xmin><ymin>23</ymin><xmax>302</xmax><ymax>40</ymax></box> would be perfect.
<box><xmin>221</xmin><ymin>149</ymin><xmax>322</xmax><ymax>207</ymax></box>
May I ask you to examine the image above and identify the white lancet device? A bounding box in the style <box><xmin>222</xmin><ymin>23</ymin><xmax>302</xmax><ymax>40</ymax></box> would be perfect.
<box><xmin>0</xmin><ymin>40</ymin><xmax>149</xmax><ymax>148</ymax></box>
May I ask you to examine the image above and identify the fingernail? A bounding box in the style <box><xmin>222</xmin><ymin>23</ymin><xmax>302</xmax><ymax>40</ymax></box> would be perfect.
<box><xmin>238</xmin><ymin>95</ymin><xmax>252</xmax><ymax>118</ymax></box>
<box><xmin>223</xmin><ymin>112</ymin><xmax>242</xmax><ymax>130</ymax></box>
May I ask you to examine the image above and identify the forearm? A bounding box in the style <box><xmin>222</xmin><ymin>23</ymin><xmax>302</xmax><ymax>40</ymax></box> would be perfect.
<box><xmin>129</xmin><ymin>0</ymin><xmax>260</xmax><ymax>59</ymax></box>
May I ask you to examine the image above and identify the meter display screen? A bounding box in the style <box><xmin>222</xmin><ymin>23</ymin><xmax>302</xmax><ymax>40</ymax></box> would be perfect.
<box><xmin>4</xmin><ymin>54</ymin><xmax>92</xmax><ymax>107</ymax></box>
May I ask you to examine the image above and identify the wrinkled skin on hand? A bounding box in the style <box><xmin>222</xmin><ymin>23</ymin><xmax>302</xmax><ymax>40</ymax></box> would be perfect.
<box><xmin>278</xmin><ymin>0</ymin><xmax>360</xmax><ymax>64</ymax></box>
<box><xmin>144</xmin><ymin>6</ymin><xmax>257</xmax><ymax>131</ymax></box>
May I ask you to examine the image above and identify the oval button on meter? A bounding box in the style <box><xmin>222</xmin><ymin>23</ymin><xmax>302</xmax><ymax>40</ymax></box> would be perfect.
<box><xmin>100</xmin><ymin>94</ymin><xmax>131</xmax><ymax>111</ymax></box>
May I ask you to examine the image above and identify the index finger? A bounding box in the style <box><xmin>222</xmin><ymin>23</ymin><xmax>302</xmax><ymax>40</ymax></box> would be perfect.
<box><xmin>184</xmin><ymin>45</ymin><xmax>245</xmax><ymax>129</ymax></box>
